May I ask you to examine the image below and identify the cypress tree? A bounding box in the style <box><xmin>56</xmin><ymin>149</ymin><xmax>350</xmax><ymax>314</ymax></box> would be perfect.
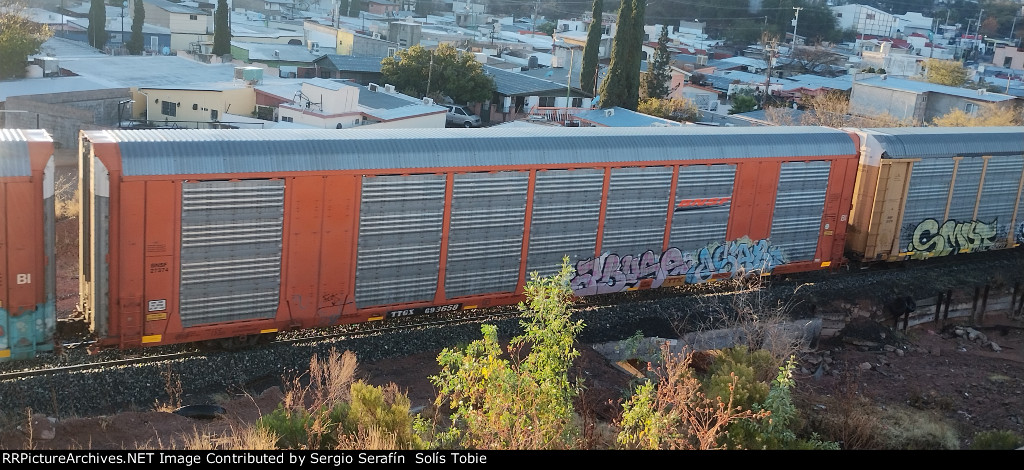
<box><xmin>212</xmin><ymin>0</ymin><xmax>230</xmax><ymax>56</ymax></box>
<box><xmin>126</xmin><ymin>0</ymin><xmax>145</xmax><ymax>55</ymax></box>
<box><xmin>641</xmin><ymin>24</ymin><xmax>671</xmax><ymax>100</ymax></box>
<box><xmin>580</xmin><ymin>0</ymin><xmax>602</xmax><ymax>96</ymax></box>
<box><xmin>87</xmin><ymin>0</ymin><xmax>107</xmax><ymax>50</ymax></box>
<box><xmin>599</xmin><ymin>0</ymin><xmax>645</xmax><ymax>111</ymax></box>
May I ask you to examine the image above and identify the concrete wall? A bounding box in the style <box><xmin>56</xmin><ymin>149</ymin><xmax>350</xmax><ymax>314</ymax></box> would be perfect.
<box><xmin>3</xmin><ymin>88</ymin><xmax>131</xmax><ymax>152</ymax></box>
<box><xmin>850</xmin><ymin>83</ymin><xmax>923</xmax><ymax>122</ymax></box>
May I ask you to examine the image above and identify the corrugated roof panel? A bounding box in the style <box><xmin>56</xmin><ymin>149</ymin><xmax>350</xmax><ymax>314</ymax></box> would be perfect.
<box><xmin>95</xmin><ymin>126</ymin><xmax>857</xmax><ymax>177</ymax></box>
<box><xmin>0</xmin><ymin>129</ymin><xmax>50</xmax><ymax>177</ymax></box>
<box><xmin>862</xmin><ymin>127</ymin><xmax>1024</xmax><ymax>159</ymax></box>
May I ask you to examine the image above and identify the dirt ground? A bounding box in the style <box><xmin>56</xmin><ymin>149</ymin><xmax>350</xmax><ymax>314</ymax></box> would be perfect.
<box><xmin>3</xmin><ymin>311</ymin><xmax>1022</xmax><ymax>450</ymax></box>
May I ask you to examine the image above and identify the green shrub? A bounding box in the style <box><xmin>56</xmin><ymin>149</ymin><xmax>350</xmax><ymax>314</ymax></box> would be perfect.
<box><xmin>969</xmin><ymin>430</ymin><xmax>1023</xmax><ymax>450</ymax></box>
<box><xmin>430</xmin><ymin>257</ymin><xmax>585</xmax><ymax>449</ymax></box>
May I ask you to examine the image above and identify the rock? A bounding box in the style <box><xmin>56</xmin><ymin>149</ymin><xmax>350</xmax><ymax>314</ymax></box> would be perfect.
<box><xmin>988</xmin><ymin>342</ymin><xmax>1002</xmax><ymax>352</ymax></box>
<box><xmin>966</xmin><ymin>328</ymin><xmax>987</xmax><ymax>343</ymax></box>
<box><xmin>18</xmin><ymin>413</ymin><xmax>55</xmax><ymax>441</ymax></box>
<box><xmin>858</xmin><ymin>362</ymin><xmax>873</xmax><ymax>370</ymax></box>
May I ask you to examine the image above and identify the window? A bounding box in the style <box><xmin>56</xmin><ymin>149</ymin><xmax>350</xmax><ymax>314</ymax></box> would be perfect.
<box><xmin>190</xmin><ymin>14</ymin><xmax>198</xmax><ymax>20</ymax></box>
<box><xmin>835</xmin><ymin>13</ymin><xmax>842</xmax><ymax>18</ymax></box>
<box><xmin>866</xmin><ymin>13</ymin><xmax>875</xmax><ymax>20</ymax></box>
<box><xmin>161</xmin><ymin>101</ymin><xmax>177</xmax><ymax>116</ymax></box>
<box><xmin>281</xmin><ymin>116</ymin><xmax>293</xmax><ymax>122</ymax></box>
<box><xmin>211</xmin><ymin>109</ymin><xmax>218</xmax><ymax>120</ymax></box>
<box><xmin>387</xmin><ymin>47</ymin><xmax>397</xmax><ymax>57</ymax></box>
<box><xmin>1004</xmin><ymin>57</ymin><xmax>1013</xmax><ymax>67</ymax></box>
<box><xmin>965</xmin><ymin>102</ymin><xmax>979</xmax><ymax>116</ymax></box>
<box><xmin>538</xmin><ymin>96</ymin><xmax>556</xmax><ymax>107</ymax></box>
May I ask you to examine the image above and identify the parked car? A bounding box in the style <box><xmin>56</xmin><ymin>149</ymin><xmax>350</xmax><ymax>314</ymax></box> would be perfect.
<box><xmin>444</xmin><ymin>104</ymin><xmax>482</xmax><ymax>128</ymax></box>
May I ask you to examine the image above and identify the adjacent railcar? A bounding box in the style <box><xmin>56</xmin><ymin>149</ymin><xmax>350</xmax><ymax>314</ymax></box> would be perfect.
<box><xmin>78</xmin><ymin>126</ymin><xmax>859</xmax><ymax>350</ymax></box>
<box><xmin>0</xmin><ymin>129</ymin><xmax>56</xmax><ymax>361</ymax></box>
<box><xmin>846</xmin><ymin>126</ymin><xmax>1024</xmax><ymax>261</ymax></box>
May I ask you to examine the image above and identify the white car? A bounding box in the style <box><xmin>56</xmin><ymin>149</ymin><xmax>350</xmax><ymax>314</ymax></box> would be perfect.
<box><xmin>444</xmin><ymin>105</ymin><xmax>482</xmax><ymax>128</ymax></box>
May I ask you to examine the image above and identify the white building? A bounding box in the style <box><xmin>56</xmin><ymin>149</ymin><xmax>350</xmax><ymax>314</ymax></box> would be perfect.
<box><xmin>831</xmin><ymin>4</ymin><xmax>899</xmax><ymax>38</ymax></box>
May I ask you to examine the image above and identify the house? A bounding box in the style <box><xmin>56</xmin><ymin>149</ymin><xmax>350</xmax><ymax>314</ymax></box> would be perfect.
<box><xmin>573</xmin><ymin>107</ymin><xmax>683</xmax><ymax>127</ymax></box>
<box><xmin>366</xmin><ymin>0</ymin><xmax>400</xmax><ymax>17</ymax></box>
<box><xmin>311</xmin><ymin>55</ymin><xmax>386</xmax><ymax>84</ymax></box>
<box><xmin>303</xmin><ymin>19</ymin><xmax>400</xmax><ymax>57</ymax></box>
<box><xmin>484</xmin><ymin>65</ymin><xmax>591</xmax><ymax>124</ymax></box>
<box><xmin>993</xmin><ymin>45</ymin><xmax>1024</xmax><ymax>70</ymax></box>
<box><xmin>860</xmin><ymin>40</ymin><xmax>924</xmax><ymax>76</ymax></box>
<box><xmin>140</xmin><ymin>0</ymin><xmax>211</xmax><ymax>54</ymax></box>
<box><xmin>231</xmin><ymin>0</ymin><xmax>294</xmax><ymax>21</ymax></box>
<box><xmin>831</xmin><ymin>4</ymin><xmax>899</xmax><ymax>38</ymax></box>
<box><xmin>673</xmin><ymin>82</ymin><xmax>720</xmax><ymax>111</ymax></box>
<box><xmin>230</xmin><ymin>41</ymin><xmax>319</xmax><ymax>77</ymax></box>
<box><xmin>137</xmin><ymin>83</ymin><xmax>256</xmax><ymax>126</ymax></box>
<box><xmin>270</xmin><ymin>78</ymin><xmax>447</xmax><ymax>129</ymax></box>
<box><xmin>849</xmin><ymin>75</ymin><xmax>1017</xmax><ymax>123</ymax></box>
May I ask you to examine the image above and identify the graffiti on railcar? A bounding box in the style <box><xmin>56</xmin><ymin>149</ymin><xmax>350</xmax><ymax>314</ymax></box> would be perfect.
<box><xmin>905</xmin><ymin>218</ymin><xmax>999</xmax><ymax>258</ymax></box>
<box><xmin>569</xmin><ymin>237</ymin><xmax>786</xmax><ymax>296</ymax></box>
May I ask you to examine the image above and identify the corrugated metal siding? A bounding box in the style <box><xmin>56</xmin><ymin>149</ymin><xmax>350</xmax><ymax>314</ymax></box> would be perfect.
<box><xmin>1018</xmin><ymin>177</ymin><xmax>1024</xmax><ymax>245</ymax></box>
<box><xmin>179</xmin><ymin>180</ymin><xmax>284</xmax><ymax>328</ymax></box>
<box><xmin>669</xmin><ymin>165</ymin><xmax>735</xmax><ymax>253</ymax></box>
<box><xmin>866</xmin><ymin>127</ymin><xmax>1024</xmax><ymax>159</ymax></box>
<box><xmin>0</xmin><ymin>139</ymin><xmax>31</xmax><ymax>177</ymax></box>
<box><xmin>946</xmin><ymin>157</ymin><xmax>984</xmax><ymax>221</ymax></box>
<box><xmin>770</xmin><ymin>161</ymin><xmax>831</xmax><ymax>261</ymax></box>
<box><xmin>526</xmin><ymin>169</ymin><xmax>604</xmax><ymax>278</ymax></box>
<box><xmin>92</xmin><ymin>196</ymin><xmax>110</xmax><ymax>337</ymax></box>
<box><xmin>444</xmin><ymin>171</ymin><xmax>529</xmax><ymax>299</ymax></box>
<box><xmin>100</xmin><ymin>127</ymin><xmax>856</xmax><ymax>176</ymax></box>
<box><xmin>355</xmin><ymin>174</ymin><xmax>446</xmax><ymax>308</ymax></box>
<box><xmin>976</xmin><ymin>157</ymin><xmax>1024</xmax><ymax>224</ymax></box>
<box><xmin>600</xmin><ymin>167</ymin><xmax>673</xmax><ymax>256</ymax></box>
<box><xmin>898</xmin><ymin>158</ymin><xmax>955</xmax><ymax>250</ymax></box>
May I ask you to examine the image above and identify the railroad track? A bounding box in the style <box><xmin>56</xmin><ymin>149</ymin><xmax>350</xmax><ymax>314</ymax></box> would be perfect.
<box><xmin>1</xmin><ymin>248</ymin><xmax>1020</xmax><ymax>418</ymax></box>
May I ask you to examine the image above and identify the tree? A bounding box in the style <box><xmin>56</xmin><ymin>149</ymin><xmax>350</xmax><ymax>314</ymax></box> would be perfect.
<box><xmin>87</xmin><ymin>0</ymin><xmax>107</xmax><ymax>50</ymax></box>
<box><xmin>616</xmin><ymin>343</ymin><xmax>771</xmax><ymax>450</ymax></box>
<box><xmin>931</xmin><ymin>103</ymin><xmax>1022</xmax><ymax>127</ymax></box>
<box><xmin>580</xmin><ymin>0</ymin><xmax>603</xmax><ymax>96</ymax></box>
<box><xmin>380</xmin><ymin>44</ymin><xmax>495</xmax><ymax>105</ymax></box>
<box><xmin>0</xmin><ymin>0</ymin><xmax>52</xmax><ymax>79</ymax></box>
<box><xmin>923</xmin><ymin>59</ymin><xmax>968</xmax><ymax>87</ymax></box>
<box><xmin>640</xmin><ymin>25</ymin><xmax>672</xmax><ymax>100</ymax></box>
<box><xmin>599</xmin><ymin>0</ymin><xmax>646</xmax><ymax>111</ymax></box>
<box><xmin>125</xmin><ymin>0</ymin><xmax>145</xmax><ymax>54</ymax></box>
<box><xmin>414</xmin><ymin>0</ymin><xmax>440</xmax><ymax>16</ymax></box>
<box><xmin>638</xmin><ymin>97</ymin><xmax>698</xmax><ymax>122</ymax></box>
<box><xmin>212</xmin><ymin>0</ymin><xmax>230</xmax><ymax>56</ymax></box>
<box><xmin>537</xmin><ymin>20</ymin><xmax>556</xmax><ymax>36</ymax></box>
<box><xmin>728</xmin><ymin>93</ymin><xmax>757</xmax><ymax>114</ymax></box>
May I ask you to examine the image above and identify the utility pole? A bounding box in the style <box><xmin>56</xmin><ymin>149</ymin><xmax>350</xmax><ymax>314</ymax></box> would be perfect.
<box><xmin>762</xmin><ymin>38</ymin><xmax>777</xmax><ymax>109</ymax></box>
<box><xmin>791</xmin><ymin>7</ymin><xmax>802</xmax><ymax>55</ymax></box>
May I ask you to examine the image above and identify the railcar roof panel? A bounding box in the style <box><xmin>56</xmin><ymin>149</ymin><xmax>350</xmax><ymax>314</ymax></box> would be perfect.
<box><xmin>89</xmin><ymin>127</ymin><xmax>858</xmax><ymax>176</ymax></box>
<box><xmin>860</xmin><ymin>127</ymin><xmax>1024</xmax><ymax>159</ymax></box>
<box><xmin>0</xmin><ymin>129</ymin><xmax>50</xmax><ymax>177</ymax></box>
<box><xmin>90</xmin><ymin>126</ymin><xmax>856</xmax><ymax>176</ymax></box>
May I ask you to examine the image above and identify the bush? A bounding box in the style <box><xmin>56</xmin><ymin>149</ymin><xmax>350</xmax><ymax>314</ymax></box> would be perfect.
<box><xmin>969</xmin><ymin>430</ymin><xmax>1023</xmax><ymax>450</ymax></box>
<box><xmin>429</xmin><ymin>257</ymin><xmax>585</xmax><ymax>449</ymax></box>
